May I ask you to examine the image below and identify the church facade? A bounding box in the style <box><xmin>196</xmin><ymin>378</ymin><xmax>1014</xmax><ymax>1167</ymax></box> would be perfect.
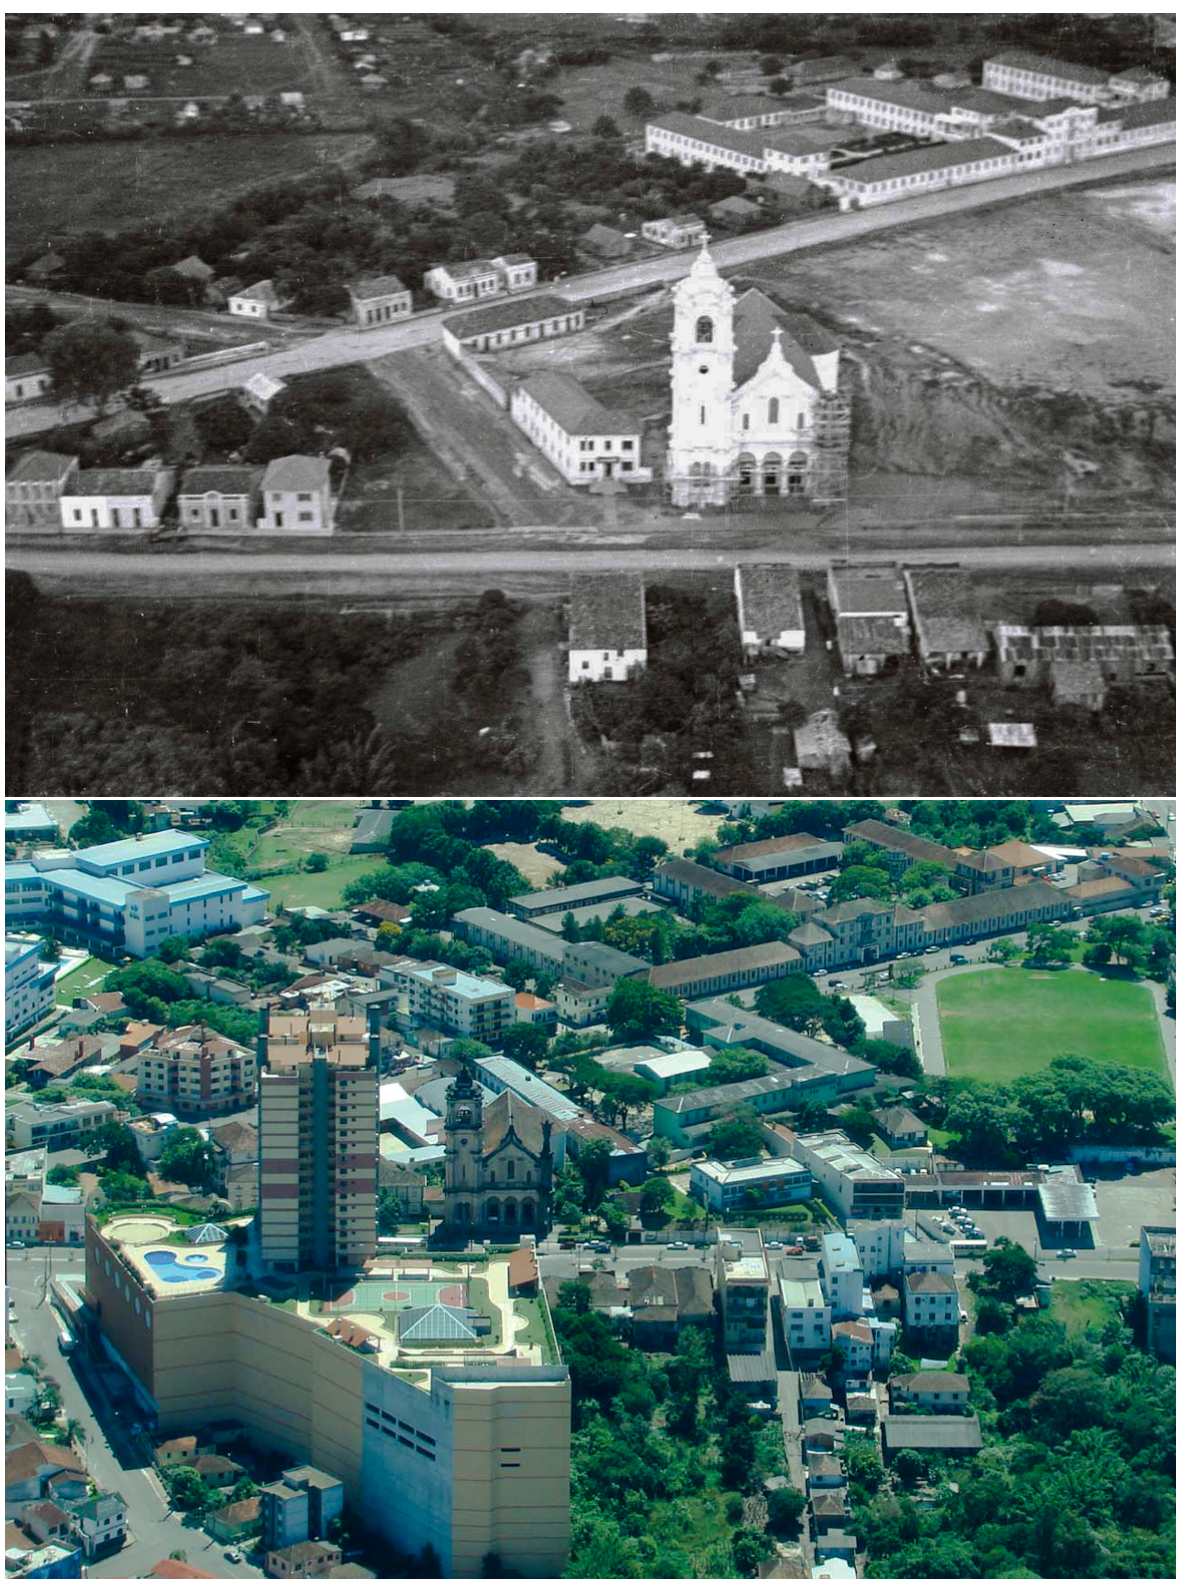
<box><xmin>665</xmin><ymin>240</ymin><xmax>850</xmax><ymax>508</ymax></box>
<box><xmin>441</xmin><ymin>1066</ymin><xmax>554</xmax><ymax>1239</ymax></box>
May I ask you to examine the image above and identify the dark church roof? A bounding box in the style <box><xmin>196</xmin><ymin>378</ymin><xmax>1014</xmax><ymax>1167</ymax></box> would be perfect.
<box><xmin>732</xmin><ymin>288</ymin><xmax>838</xmax><ymax>390</ymax></box>
<box><xmin>480</xmin><ymin>1087</ymin><xmax>549</xmax><ymax>1158</ymax></box>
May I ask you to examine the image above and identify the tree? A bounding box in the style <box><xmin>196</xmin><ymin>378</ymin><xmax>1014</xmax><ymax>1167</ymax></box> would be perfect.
<box><xmin>705</xmin><ymin>1110</ymin><xmax>764</xmax><ymax>1161</ymax></box>
<box><xmin>845</xmin><ymin>1436</ymin><xmax>886</xmax><ymax>1496</ymax></box>
<box><xmin>38</xmin><ymin>933</ymin><xmax>62</xmax><ymax>963</ymax></box>
<box><xmin>970</xmin><ymin>1236</ymin><xmax>1038</xmax><ymax>1302</ymax></box>
<box><xmin>591</xmin><ymin>114</ymin><xmax>621</xmax><ymax>139</ymax></box>
<box><xmin>81</xmin><ymin>1122</ymin><xmax>143</xmax><ymax>1175</ymax></box>
<box><xmin>158</xmin><ymin>1128</ymin><xmax>217</xmax><ymax>1191</ymax></box>
<box><xmin>43</xmin><ymin>321</ymin><xmax>139</xmax><ymax>414</ymax></box>
<box><xmin>988</xmin><ymin>937</ymin><xmax>1019</xmax><ymax>964</ymax></box>
<box><xmin>231</xmin><ymin>1478</ymin><xmax>259</xmax><ymax>1502</ymax></box>
<box><xmin>647</xmin><ymin>1135</ymin><xmax>671</xmax><ymax>1169</ymax></box>
<box><xmin>731</xmin><ymin>1528</ymin><xmax>770</xmax><ymax>1576</ymax></box>
<box><xmin>606</xmin><ymin>979</ymin><xmax>682</xmax><ymax>1044</ymax></box>
<box><xmin>1025</xmin><ymin>922</ymin><xmax>1078</xmax><ymax>967</ymax></box>
<box><xmin>893</xmin><ymin>1448</ymin><xmax>924</xmax><ymax>1488</ymax></box>
<box><xmin>622</xmin><ymin>85</ymin><xmax>655</xmax><ymax>119</ymax></box>
<box><xmin>766</xmin><ymin>1485</ymin><xmax>806</xmax><ymax>1534</ymax></box>
<box><xmin>502</xmin><ymin>958</ymin><xmax>537</xmax><ymax>993</ymax></box>
<box><xmin>377</xmin><ymin>1188</ymin><xmax>403</xmax><ymax>1233</ymax></box>
<box><xmin>500</xmin><ymin>1022</ymin><xmax>549</xmax><ymax>1069</ymax></box>
<box><xmin>449</xmin><ymin>1038</ymin><xmax>493</xmax><ymax>1067</ymax></box>
<box><xmin>194</xmin><ymin>393</ymin><xmax>255</xmax><ymax>453</ymax></box>
<box><xmin>638</xmin><ymin>1176</ymin><xmax>675</xmax><ymax>1225</ymax></box>
<box><xmin>598</xmin><ymin>1073</ymin><xmax>659</xmax><ymax>1134</ymax></box>
<box><xmin>95</xmin><ymin>1168</ymin><xmax>150</xmax><ymax>1204</ymax></box>
<box><xmin>828</xmin><ymin>865</ymin><xmax>891</xmax><ymax>906</ymax></box>
<box><xmin>755</xmin><ymin>974</ymin><xmax>831</xmax><ymax>1036</ymax></box>
<box><xmin>305</xmin><ymin>851</ymin><xmax>329</xmax><ymax>873</ymax></box>
<box><xmin>167</xmin><ymin>1466</ymin><xmax>212</xmax><ymax>1512</ymax></box>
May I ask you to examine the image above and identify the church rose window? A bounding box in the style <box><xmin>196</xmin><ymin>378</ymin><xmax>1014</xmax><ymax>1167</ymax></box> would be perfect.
<box><xmin>696</xmin><ymin>316</ymin><xmax>714</xmax><ymax>343</ymax></box>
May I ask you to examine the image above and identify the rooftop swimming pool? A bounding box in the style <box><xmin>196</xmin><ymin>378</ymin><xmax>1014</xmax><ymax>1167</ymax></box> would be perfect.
<box><xmin>143</xmin><ymin>1249</ymin><xmax>222</xmax><ymax>1284</ymax></box>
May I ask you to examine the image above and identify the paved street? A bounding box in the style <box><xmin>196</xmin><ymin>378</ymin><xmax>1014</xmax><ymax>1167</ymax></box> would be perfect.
<box><xmin>4</xmin><ymin>1249</ymin><xmax>261</xmax><ymax>1580</ymax></box>
<box><xmin>5</xmin><ymin>141</ymin><xmax>1173</xmax><ymax>441</ymax></box>
<box><xmin>9</xmin><ymin>538</ymin><xmax>1172</xmax><ymax>607</ymax></box>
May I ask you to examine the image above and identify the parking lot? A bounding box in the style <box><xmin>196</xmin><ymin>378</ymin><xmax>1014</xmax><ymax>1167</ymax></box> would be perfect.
<box><xmin>1089</xmin><ymin>1166</ymin><xmax>1176</xmax><ymax>1251</ymax></box>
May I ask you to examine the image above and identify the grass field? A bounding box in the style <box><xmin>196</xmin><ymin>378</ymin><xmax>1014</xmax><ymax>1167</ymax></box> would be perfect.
<box><xmin>239</xmin><ymin>799</ymin><xmax>377</xmax><ymax>913</ymax></box>
<box><xmin>250</xmin><ymin>856</ymin><xmax>375</xmax><ymax>914</ymax></box>
<box><xmin>1051</xmin><ymin>1278</ymin><xmax>1134</xmax><ymax>1337</ymax></box>
<box><xmin>7</xmin><ymin>132</ymin><xmax>371</xmax><ymax>261</ymax></box>
<box><xmin>937</xmin><ymin>967</ymin><xmax>1168</xmax><ymax>1085</ymax></box>
<box><xmin>55</xmin><ymin>955</ymin><xmax>117</xmax><ymax>1002</ymax></box>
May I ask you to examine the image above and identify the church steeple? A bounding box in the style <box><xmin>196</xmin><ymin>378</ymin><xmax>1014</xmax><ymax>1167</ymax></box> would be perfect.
<box><xmin>666</xmin><ymin>236</ymin><xmax>735</xmax><ymax>508</ymax></box>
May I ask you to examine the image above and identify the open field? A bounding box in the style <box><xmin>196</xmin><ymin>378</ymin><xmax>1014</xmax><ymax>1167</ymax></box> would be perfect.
<box><xmin>89</xmin><ymin>31</ymin><xmax>313</xmax><ymax>100</ymax></box>
<box><xmin>937</xmin><ymin>967</ymin><xmax>1169</xmax><ymax>1085</ymax></box>
<box><xmin>6</xmin><ymin>132</ymin><xmax>372</xmax><ymax>261</ymax></box>
<box><xmin>1051</xmin><ymin>1278</ymin><xmax>1134</xmax><ymax>1337</ymax></box>
<box><xmin>758</xmin><ymin>180</ymin><xmax>1176</xmax><ymax>400</ymax></box>
<box><xmin>246</xmin><ymin>800</ymin><xmax>359</xmax><ymax>869</ymax></box>
<box><xmin>561</xmin><ymin>801</ymin><xmax>725</xmax><ymax>851</ymax></box>
<box><xmin>486</xmin><ymin>841</ymin><xmax>559</xmax><ymax>888</ymax></box>
<box><xmin>252</xmin><ymin>856</ymin><xmax>376</xmax><ymax>915</ymax></box>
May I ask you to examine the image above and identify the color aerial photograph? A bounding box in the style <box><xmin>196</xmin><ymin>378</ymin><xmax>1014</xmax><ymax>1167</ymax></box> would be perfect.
<box><xmin>3</xmin><ymin>795</ymin><xmax>1176</xmax><ymax>1578</ymax></box>
<box><xmin>5</xmin><ymin>7</ymin><xmax>1176</xmax><ymax>796</ymax></box>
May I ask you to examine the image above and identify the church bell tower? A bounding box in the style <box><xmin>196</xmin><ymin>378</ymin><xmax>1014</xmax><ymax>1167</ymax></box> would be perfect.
<box><xmin>666</xmin><ymin>239</ymin><xmax>735</xmax><ymax>507</ymax></box>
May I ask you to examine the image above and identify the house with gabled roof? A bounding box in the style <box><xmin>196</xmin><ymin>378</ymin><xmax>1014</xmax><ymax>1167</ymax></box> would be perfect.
<box><xmin>511</xmin><ymin>372</ymin><xmax>647</xmax><ymax>487</ymax></box>
<box><xmin>423</xmin><ymin>259</ymin><xmax>501</xmax><ymax>303</ymax></box>
<box><xmin>347</xmin><ymin>274</ymin><xmax>412</xmax><ymax>327</ymax></box>
<box><xmin>567</xmin><ymin>573</ymin><xmax>647</xmax><ymax>683</ymax></box>
<box><xmin>6</xmin><ymin>353</ymin><xmax>51</xmax><ymax>405</ymax></box>
<box><xmin>256</xmin><ymin>455</ymin><xmax>333</xmax><ymax>534</ymax></box>
<box><xmin>59</xmin><ymin>466</ymin><xmax>175</xmax><ymax>531</ymax></box>
<box><xmin>6</xmin><ymin>450</ymin><xmax>77</xmax><ymax>527</ymax></box>
<box><xmin>228</xmin><ymin>279</ymin><xmax>285</xmax><ymax>319</ymax></box>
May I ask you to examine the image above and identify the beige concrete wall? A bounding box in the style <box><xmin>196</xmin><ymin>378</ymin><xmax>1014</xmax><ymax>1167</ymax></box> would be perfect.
<box><xmin>450</xmin><ymin>1380</ymin><xmax>571</xmax><ymax>1576</ymax></box>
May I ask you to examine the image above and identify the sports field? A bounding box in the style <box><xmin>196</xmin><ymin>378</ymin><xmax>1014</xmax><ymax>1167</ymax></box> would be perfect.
<box><xmin>329</xmin><ymin>1277</ymin><xmax>467</xmax><ymax>1313</ymax></box>
<box><xmin>937</xmin><ymin>967</ymin><xmax>1169</xmax><ymax>1085</ymax></box>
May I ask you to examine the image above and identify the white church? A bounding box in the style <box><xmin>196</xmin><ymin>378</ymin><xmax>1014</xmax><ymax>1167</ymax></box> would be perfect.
<box><xmin>665</xmin><ymin>240</ymin><xmax>850</xmax><ymax>508</ymax></box>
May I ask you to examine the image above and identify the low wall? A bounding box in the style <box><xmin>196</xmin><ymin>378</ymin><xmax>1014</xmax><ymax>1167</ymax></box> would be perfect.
<box><xmin>1069</xmin><ymin>1144</ymin><xmax>1176</xmax><ymax>1166</ymax></box>
<box><xmin>441</xmin><ymin>338</ymin><xmax>508</xmax><ymax>409</ymax></box>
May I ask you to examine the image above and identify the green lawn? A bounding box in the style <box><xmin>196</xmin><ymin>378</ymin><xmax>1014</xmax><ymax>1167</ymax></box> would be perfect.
<box><xmin>1051</xmin><ymin>1279</ymin><xmax>1134</xmax><ymax>1337</ymax></box>
<box><xmin>255</xmin><ymin>856</ymin><xmax>376</xmax><ymax>914</ymax></box>
<box><xmin>937</xmin><ymin>967</ymin><xmax>1168</xmax><ymax>1085</ymax></box>
<box><xmin>55</xmin><ymin>956</ymin><xmax>117</xmax><ymax>1002</ymax></box>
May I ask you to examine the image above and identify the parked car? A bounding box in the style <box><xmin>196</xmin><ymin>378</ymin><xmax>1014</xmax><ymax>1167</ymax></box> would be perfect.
<box><xmin>765</xmin><ymin>1240</ymin><xmax>783</xmax><ymax>1250</ymax></box>
<box><xmin>924</xmin><ymin>946</ymin><xmax>939</xmax><ymax>955</ymax></box>
<box><xmin>949</xmin><ymin>953</ymin><xmax>968</xmax><ymax>965</ymax></box>
<box><xmin>786</xmin><ymin>1246</ymin><xmax>805</xmax><ymax>1256</ymax></box>
<box><xmin>225</xmin><ymin>1549</ymin><xmax>243</xmax><ymax>1563</ymax></box>
<box><xmin>667</xmin><ymin>1240</ymin><xmax>689</xmax><ymax>1251</ymax></box>
<box><xmin>1057</xmin><ymin>1247</ymin><xmax>1077</xmax><ymax>1259</ymax></box>
<box><xmin>815</xmin><ymin>968</ymin><xmax>829</xmax><ymax>977</ymax></box>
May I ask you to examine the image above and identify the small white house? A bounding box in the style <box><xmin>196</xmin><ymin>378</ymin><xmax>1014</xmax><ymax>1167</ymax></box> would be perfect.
<box><xmin>423</xmin><ymin>259</ymin><xmax>501</xmax><ymax>303</ymax></box>
<box><xmin>567</xmin><ymin>572</ymin><xmax>648</xmax><ymax>685</ymax></box>
<box><xmin>734</xmin><ymin>563</ymin><xmax>806</xmax><ymax>656</ymax></box>
<box><xmin>490</xmin><ymin>253</ymin><xmax>538</xmax><ymax>293</ymax></box>
<box><xmin>59</xmin><ymin>467</ymin><xmax>175</xmax><ymax>531</ymax></box>
<box><xmin>641</xmin><ymin>214</ymin><xmax>707</xmax><ymax>249</ymax></box>
<box><xmin>5</xmin><ymin>354</ymin><xmax>51</xmax><ymax>405</ymax></box>
<box><xmin>347</xmin><ymin>274</ymin><xmax>412</xmax><ymax>327</ymax></box>
<box><xmin>228</xmin><ymin>279</ymin><xmax>283</xmax><ymax>319</ymax></box>
<box><xmin>256</xmin><ymin>454</ymin><xmax>333</xmax><ymax>534</ymax></box>
<box><xmin>241</xmin><ymin>370</ymin><xmax>286</xmax><ymax>414</ymax></box>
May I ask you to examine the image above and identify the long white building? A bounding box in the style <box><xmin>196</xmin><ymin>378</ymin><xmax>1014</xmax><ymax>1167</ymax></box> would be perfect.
<box><xmin>510</xmin><ymin>373</ymin><xmax>648</xmax><ymax>487</ymax></box>
<box><xmin>5</xmin><ymin>831</ymin><xmax>268</xmax><ymax>958</ymax></box>
<box><xmin>5</xmin><ymin>936</ymin><xmax>56</xmax><ymax>1042</ymax></box>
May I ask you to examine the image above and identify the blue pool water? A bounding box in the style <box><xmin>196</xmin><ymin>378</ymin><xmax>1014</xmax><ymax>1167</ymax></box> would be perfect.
<box><xmin>143</xmin><ymin>1249</ymin><xmax>221</xmax><ymax>1283</ymax></box>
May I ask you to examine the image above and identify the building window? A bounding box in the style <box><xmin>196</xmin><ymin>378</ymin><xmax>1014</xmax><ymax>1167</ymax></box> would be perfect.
<box><xmin>695</xmin><ymin>316</ymin><xmax>714</xmax><ymax>343</ymax></box>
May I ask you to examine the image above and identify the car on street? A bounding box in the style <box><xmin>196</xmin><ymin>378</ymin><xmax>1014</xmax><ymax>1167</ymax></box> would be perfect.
<box><xmin>765</xmin><ymin>1240</ymin><xmax>783</xmax><ymax>1250</ymax></box>
<box><xmin>924</xmin><ymin>946</ymin><xmax>939</xmax><ymax>956</ymax></box>
<box><xmin>9</xmin><ymin>1240</ymin><xmax>25</xmax><ymax>1249</ymax></box>
<box><xmin>815</xmin><ymin>968</ymin><xmax>829</xmax><ymax>977</ymax></box>
<box><xmin>588</xmin><ymin>1242</ymin><xmax>610</xmax><ymax>1253</ymax></box>
<box><xmin>949</xmin><ymin>953</ymin><xmax>968</xmax><ymax>965</ymax></box>
<box><xmin>225</xmin><ymin>1549</ymin><xmax>243</xmax><ymax>1563</ymax></box>
<box><xmin>1057</xmin><ymin>1247</ymin><xmax>1077</xmax><ymax>1259</ymax></box>
<box><xmin>667</xmin><ymin>1241</ymin><xmax>689</xmax><ymax>1251</ymax></box>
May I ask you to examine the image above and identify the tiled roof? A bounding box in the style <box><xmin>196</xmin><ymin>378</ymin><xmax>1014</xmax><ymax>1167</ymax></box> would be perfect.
<box><xmin>985</xmin><ymin>49</ymin><xmax>1109</xmax><ymax>84</ymax></box>
<box><xmin>648</xmin><ymin>110</ymin><xmax>768</xmax><ymax>158</ymax></box>
<box><xmin>642</xmin><ymin>940</ymin><xmax>797</xmax><ymax>990</ymax></box>
<box><xmin>569</xmin><ymin>573</ymin><xmax>647</xmax><ymax>653</ymax></box>
<box><xmin>7</xmin><ymin>450</ymin><xmax>77</xmax><ymax>483</ymax></box>
<box><xmin>6</xmin><ymin>352</ymin><xmax>48</xmax><ymax>377</ymax></box>
<box><xmin>836</xmin><ymin>136</ymin><xmax>1014</xmax><ymax>188</ymax></box>
<box><xmin>349</xmin><ymin>273</ymin><xmax>408</xmax><ymax>299</ymax></box>
<box><xmin>69</xmin><ymin>468</ymin><xmax>164</xmax><ymax>495</ymax></box>
<box><xmin>443</xmin><ymin>293</ymin><xmax>576</xmax><ymax>340</ymax></box>
<box><xmin>732</xmin><ymin>287</ymin><xmax>836</xmax><ymax>389</ymax></box>
<box><xmin>236</xmin><ymin>279</ymin><xmax>281</xmax><ymax>305</ymax></box>
<box><xmin>518</xmin><ymin>370</ymin><xmax>638</xmax><ymax>436</ymax></box>
<box><xmin>261</xmin><ymin>454</ymin><xmax>329</xmax><ymax>492</ymax></box>
<box><xmin>827</xmin><ymin>75</ymin><xmax>952</xmax><ymax>113</ymax></box>
<box><xmin>736</xmin><ymin>563</ymin><xmax>805</xmax><ymax>636</ymax></box>
<box><xmin>179</xmin><ymin>466</ymin><xmax>260</xmax><ymax>497</ymax></box>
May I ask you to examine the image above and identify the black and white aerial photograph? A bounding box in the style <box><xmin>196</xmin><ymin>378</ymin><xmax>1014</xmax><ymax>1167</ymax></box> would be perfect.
<box><xmin>5</xmin><ymin>6</ymin><xmax>1176</xmax><ymax>797</ymax></box>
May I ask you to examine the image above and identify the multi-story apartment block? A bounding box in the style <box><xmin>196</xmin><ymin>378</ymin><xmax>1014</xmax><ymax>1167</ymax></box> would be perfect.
<box><xmin>137</xmin><ymin>1025</ymin><xmax>257</xmax><ymax>1117</ymax></box>
<box><xmin>5</xmin><ymin>936</ymin><xmax>56</xmax><ymax>1042</ymax></box>
<box><xmin>820</xmin><ymin>1232</ymin><xmax>865</xmax><ymax>1320</ymax></box>
<box><xmin>778</xmin><ymin>1276</ymin><xmax>831</xmax><ymax>1356</ymax></box>
<box><xmin>716</xmin><ymin>1231</ymin><xmax>770</xmax><ymax>1350</ymax></box>
<box><xmin>903</xmin><ymin>1270</ymin><xmax>960</xmax><ymax>1337</ymax></box>
<box><xmin>7</xmin><ymin>1097</ymin><xmax>118</xmax><ymax>1153</ymax></box>
<box><xmin>510</xmin><ymin>374</ymin><xmax>647</xmax><ymax>486</ymax></box>
<box><xmin>1139</xmin><ymin>1226</ymin><xmax>1176</xmax><ymax>1363</ymax></box>
<box><xmin>787</xmin><ymin>1130</ymin><xmax>906</xmax><ymax>1223</ymax></box>
<box><xmin>256</xmin><ymin>1007</ymin><xmax>379</xmax><ymax>1272</ymax></box>
<box><xmin>982</xmin><ymin>49</ymin><xmax>1112</xmax><ymax>104</ymax></box>
<box><xmin>5</xmin><ymin>450</ymin><xmax>77</xmax><ymax>527</ymax></box>
<box><xmin>259</xmin><ymin>1465</ymin><xmax>346</xmax><ymax>1550</ymax></box>
<box><xmin>404</xmin><ymin>963</ymin><xmax>516</xmax><ymax>1046</ymax></box>
<box><xmin>5</xmin><ymin>830</ymin><xmax>268</xmax><ymax>959</ymax></box>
